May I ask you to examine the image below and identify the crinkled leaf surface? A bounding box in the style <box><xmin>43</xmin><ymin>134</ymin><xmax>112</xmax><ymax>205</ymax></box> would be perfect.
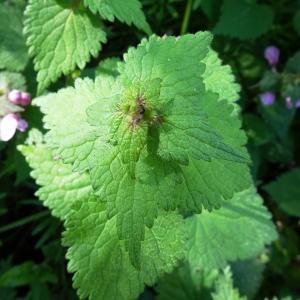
<box><xmin>35</xmin><ymin>77</ymin><xmax>120</xmax><ymax>172</ymax></box>
<box><xmin>0</xmin><ymin>3</ymin><xmax>28</xmax><ymax>71</ymax></box>
<box><xmin>186</xmin><ymin>188</ymin><xmax>277</xmax><ymax>271</ymax></box>
<box><xmin>202</xmin><ymin>48</ymin><xmax>240</xmax><ymax>110</ymax></box>
<box><xmin>214</xmin><ymin>0</ymin><xmax>274</xmax><ymax>40</ymax></box>
<box><xmin>264</xmin><ymin>169</ymin><xmax>300</xmax><ymax>217</ymax></box>
<box><xmin>19</xmin><ymin>141</ymin><xmax>93</xmax><ymax>220</ymax></box>
<box><xmin>63</xmin><ymin>198</ymin><xmax>185</xmax><ymax>300</ymax></box>
<box><xmin>24</xmin><ymin>0</ymin><xmax>107</xmax><ymax>93</ymax></box>
<box><xmin>84</xmin><ymin>0</ymin><xmax>151</xmax><ymax>34</ymax></box>
<box><xmin>35</xmin><ymin>32</ymin><xmax>252</xmax><ymax>265</ymax></box>
<box><xmin>177</xmin><ymin>95</ymin><xmax>251</xmax><ymax>212</ymax></box>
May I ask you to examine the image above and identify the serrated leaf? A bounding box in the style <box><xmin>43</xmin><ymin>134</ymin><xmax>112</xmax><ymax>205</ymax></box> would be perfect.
<box><xmin>35</xmin><ymin>77</ymin><xmax>120</xmax><ymax>172</ymax></box>
<box><xmin>83</xmin><ymin>0</ymin><xmax>151</xmax><ymax>34</ymax></box>
<box><xmin>19</xmin><ymin>141</ymin><xmax>93</xmax><ymax>220</ymax></box>
<box><xmin>264</xmin><ymin>169</ymin><xmax>300</xmax><ymax>217</ymax></box>
<box><xmin>202</xmin><ymin>48</ymin><xmax>240</xmax><ymax>110</ymax></box>
<box><xmin>212</xmin><ymin>267</ymin><xmax>246</xmax><ymax>300</ymax></box>
<box><xmin>0</xmin><ymin>3</ymin><xmax>28</xmax><ymax>71</ymax></box>
<box><xmin>63</xmin><ymin>198</ymin><xmax>185</xmax><ymax>300</ymax></box>
<box><xmin>88</xmin><ymin>143</ymin><xmax>181</xmax><ymax>267</ymax></box>
<box><xmin>35</xmin><ymin>33</ymin><xmax>252</xmax><ymax>266</ymax></box>
<box><xmin>177</xmin><ymin>95</ymin><xmax>251</xmax><ymax>212</ymax></box>
<box><xmin>121</xmin><ymin>33</ymin><xmax>248</xmax><ymax>164</ymax></box>
<box><xmin>214</xmin><ymin>0</ymin><xmax>274</xmax><ymax>40</ymax></box>
<box><xmin>186</xmin><ymin>188</ymin><xmax>278</xmax><ymax>271</ymax></box>
<box><xmin>24</xmin><ymin>0</ymin><xmax>107</xmax><ymax>93</ymax></box>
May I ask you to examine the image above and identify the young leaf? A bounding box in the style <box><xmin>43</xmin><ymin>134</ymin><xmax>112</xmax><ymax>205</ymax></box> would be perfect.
<box><xmin>83</xmin><ymin>0</ymin><xmax>151</xmax><ymax>34</ymax></box>
<box><xmin>214</xmin><ymin>0</ymin><xmax>274</xmax><ymax>40</ymax></box>
<box><xmin>63</xmin><ymin>199</ymin><xmax>185</xmax><ymax>300</ymax></box>
<box><xmin>24</xmin><ymin>0</ymin><xmax>107</xmax><ymax>93</ymax></box>
<box><xmin>186</xmin><ymin>188</ymin><xmax>277</xmax><ymax>271</ymax></box>
<box><xmin>0</xmin><ymin>3</ymin><xmax>28</xmax><ymax>71</ymax></box>
<box><xmin>35</xmin><ymin>32</ymin><xmax>252</xmax><ymax>264</ymax></box>
<box><xmin>264</xmin><ymin>169</ymin><xmax>300</xmax><ymax>217</ymax></box>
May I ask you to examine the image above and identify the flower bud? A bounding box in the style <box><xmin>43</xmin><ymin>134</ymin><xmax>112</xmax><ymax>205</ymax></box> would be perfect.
<box><xmin>17</xmin><ymin>118</ymin><xmax>28</xmax><ymax>132</ymax></box>
<box><xmin>264</xmin><ymin>46</ymin><xmax>280</xmax><ymax>66</ymax></box>
<box><xmin>8</xmin><ymin>89</ymin><xmax>22</xmax><ymax>105</ymax></box>
<box><xmin>0</xmin><ymin>113</ymin><xmax>19</xmax><ymax>141</ymax></box>
<box><xmin>259</xmin><ymin>91</ymin><xmax>275</xmax><ymax>106</ymax></box>
<box><xmin>20</xmin><ymin>92</ymin><xmax>31</xmax><ymax>106</ymax></box>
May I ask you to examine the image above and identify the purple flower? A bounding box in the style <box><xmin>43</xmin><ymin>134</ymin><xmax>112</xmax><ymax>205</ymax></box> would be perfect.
<box><xmin>0</xmin><ymin>113</ymin><xmax>19</xmax><ymax>141</ymax></box>
<box><xmin>295</xmin><ymin>100</ymin><xmax>300</xmax><ymax>109</ymax></box>
<box><xmin>285</xmin><ymin>96</ymin><xmax>293</xmax><ymax>109</ymax></box>
<box><xmin>264</xmin><ymin>46</ymin><xmax>280</xmax><ymax>67</ymax></box>
<box><xmin>259</xmin><ymin>91</ymin><xmax>275</xmax><ymax>106</ymax></box>
<box><xmin>17</xmin><ymin>118</ymin><xmax>28</xmax><ymax>132</ymax></box>
<box><xmin>20</xmin><ymin>92</ymin><xmax>31</xmax><ymax>106</ymax></box>
<box><xmin>8</xmin><ymin>89</ymin><xmax>22</xmax><ymax>105</ymax></box>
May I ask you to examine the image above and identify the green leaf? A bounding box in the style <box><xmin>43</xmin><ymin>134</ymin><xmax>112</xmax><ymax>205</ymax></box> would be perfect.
<box><xmin>0</xmin><ymin>261</ymin><xmax>57</xmax><ymax>288</ymax></box>
<box><xmin>63</xmin><ymin>198</ymin><xmax>185</xmax><ymax>300</ymax></box>
<box><xmin>231</xmin><ymin>259</ymin><xmax>265</xmax><ymax>300</ymax></box>
<box><xmin>121</xmin><ymin>33</ymin><xmax>248</xmax><ymax>165</ymax></box>
<box><xmin>156</xmin><ymin>264</ymin><xmax>202</xmax><ymax>300</ymax></box>
<box><xmin>24</xmin><ymin>0</ymin><xmax>107</xmax><ymax>93</ymax></box>
<box><xmin>83</xmin><ymin>0</ymin><xmax>151</xmax><ymax>34</ymax></box>
<box><xmin>186</xmin><ymin>187</ymin><xmax>278</xmax><ymax>271</ymax></box>
<box><xmin>19</xmin><ymin>135</ymin><xmax>94</xmax><ymax>220</ymax></box>
<box><xmin>264</xmin><ymin>169</ymin><xmax>300</xmax><ymax>217</ymax></box>
<box><xmin>177</xmin><ymin>96</ymin><xmax>251</xmax><ymax>212</ymax></box>
<box><xmin>199</xmin><ymin>0</ymin><xmax>222</xmax><ymax>22</ymax></box>
<box><xmin>285</xmin><ymin>51</ymin><xmax>300</xmax><ymax>74</ymax></box>
<box><xmin>35</xmin><ymin>33</ymin><xmax>252</xmax><ymax>266</ymax></box>
<box><xmin>202</xmin><ymin>48</ymin><xmax>240</xmax><ymax>110</ymax></box>
<box><xmin>212</xmin><ymin>267</ymin><xmax>246</xmax><ymax>300</ymax></box>
<box><xmin>88</xmin><ymin>144</ymin><xmax>181</xmax><ymax>267</ymax></box>
<box><xmin>35</xmin><ymin>77</ymin><xmax>119</xmax><ymax>172</ymax></box>
<box><xmin>214</xmin><ymin>0</ymin><xmax>274</xmax><ymax>40</ymax></box>
<box><xmin>0</xmin><ymin>3</ymin><xmax>29</xmax><ymax>71</ymax></box>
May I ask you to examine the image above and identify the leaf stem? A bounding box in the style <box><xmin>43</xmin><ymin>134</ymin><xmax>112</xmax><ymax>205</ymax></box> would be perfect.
<box><xmin>180</xmin><ymin>0</ymin><xmax>194</xmax><ymax>35</ymax></box>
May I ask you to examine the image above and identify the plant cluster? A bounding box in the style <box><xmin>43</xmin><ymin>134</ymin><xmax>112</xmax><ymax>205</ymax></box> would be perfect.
<box><xmin>0</xmin><ymin>0</ymin><xmax>300</xmax><ymax>300</ymax></box>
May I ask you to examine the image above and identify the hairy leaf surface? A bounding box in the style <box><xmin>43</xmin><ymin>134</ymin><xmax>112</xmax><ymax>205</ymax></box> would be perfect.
<box><xmin>24</xmin><ymin>0</ymin><xmax>107</xmax><ymax>93</ymax></box>
<box><xmin>63</xmin><ymin>199</ymin><xmax>185</xmax><ymax>300</ymax></box>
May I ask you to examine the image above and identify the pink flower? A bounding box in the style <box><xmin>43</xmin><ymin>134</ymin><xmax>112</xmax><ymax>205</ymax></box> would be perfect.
<box><xmin>0</xmin><ymin>114</ymin><xmax>29</xmax><ymax>141</ymax></box>
<box><xmin>7</xmin><ymin>90</ymin><xmax>31</xmax><ymax>106</ymax></box>
<box><xmin>264</xmin><ymin>46</ymin><xmax>280</xmax><ymax>67</ymax></box>
<box><xmin>20</xmin><ymin>92</ymin><xmax>31</xmax><ymax>106</ymax></box>
<box><xmin>259</xmin><ymin>92</ymin><xmax>275</xmax><ymax>106</ymax></box>
<box><xmin>17</xmin><ymin>119</ymin><xmax>28</xmax><ymax>132</ymax></box>
<box><xmin>0</xmin><ymin>113</ymin><xmax>19</xmax><ymax>141</ymax></box>
<box><xmin>8</xmin><ymin>89</ymin><xmax>22</xmax><ymax>105</ymax></box>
